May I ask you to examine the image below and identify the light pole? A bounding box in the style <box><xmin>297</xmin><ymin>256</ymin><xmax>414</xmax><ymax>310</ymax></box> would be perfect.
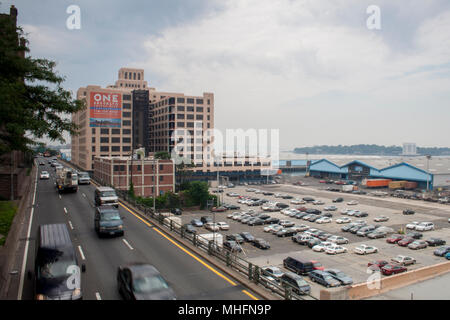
<box><xmin>426</xmin><ymin>155</ymin><xmax>431</xmax><ymax>192</ymax></box>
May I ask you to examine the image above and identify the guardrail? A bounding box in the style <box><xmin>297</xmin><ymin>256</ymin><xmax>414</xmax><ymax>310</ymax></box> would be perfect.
<box><xmin>89</xmin><ymin>175</ymin><xmax>316</xmax><ymax>300</ymax></box>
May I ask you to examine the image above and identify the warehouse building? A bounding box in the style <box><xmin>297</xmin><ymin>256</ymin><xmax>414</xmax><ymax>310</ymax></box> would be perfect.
<box><xmin>308</xmin><ymin>157</ymin><xmax>450</xmax><ymax>190</ymax></box>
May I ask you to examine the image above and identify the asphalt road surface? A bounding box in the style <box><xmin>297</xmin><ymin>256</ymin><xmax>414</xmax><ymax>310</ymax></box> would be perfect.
<box><xmin>21</xmin><ymin>160</ymin><xmax>258</xmax><ymax>300</ymax></box>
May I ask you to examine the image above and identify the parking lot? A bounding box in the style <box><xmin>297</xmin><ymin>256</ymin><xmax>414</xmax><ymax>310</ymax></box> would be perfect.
<box><xmin>178</xmin><ymin>181</ymin><xmax>450</xmax><ymax>299</ymax></box>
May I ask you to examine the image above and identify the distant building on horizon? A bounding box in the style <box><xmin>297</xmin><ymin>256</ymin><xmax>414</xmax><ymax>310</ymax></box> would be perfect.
<box><xmin>402</xmin><ymin>143</ymin><xmax>418</xmax><ymax>156</ymax></box>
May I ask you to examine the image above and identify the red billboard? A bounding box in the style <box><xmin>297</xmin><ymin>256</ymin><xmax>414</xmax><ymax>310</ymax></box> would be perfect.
<box><xmin>89</xmin><ymin>91</ymin><xmax>122</xmax><ymax>127</ymax></box>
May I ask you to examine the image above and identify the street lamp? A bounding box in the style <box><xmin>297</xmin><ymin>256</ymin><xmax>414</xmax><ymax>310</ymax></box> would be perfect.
<box><xmin>426</xmin><ymin>155</ymin><xmax>431</xmax><ymax>192</ymax></box>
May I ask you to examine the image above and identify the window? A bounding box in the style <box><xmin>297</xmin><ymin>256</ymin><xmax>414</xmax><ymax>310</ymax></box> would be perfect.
<box><xmin>207</xmin><ymin>99</ymin><xmax>210</xmax><ymax>105</ymax></box>
<box><xmin>112</xmin><ymin>129</ymin><xmax>120</xmax><ymax>134</ymax></box>
<box><xmin>187</xmin><ymin>106</ymin><xmax>194</xmax><ymax>112</ymax></box>
<box><xmin>196</xmin><ymin>99</ymin><xmax>203</xmax><ymax>104</ymax></box>
<box><xmin>177</xmin><ymin>97</ymin><xmax>185</xmax><ymax>103</ymax></box>
<box><xmin>123</xmin><ymin>137</ymin><xmax>131</xmax><ymax>143</ymax></box>
<box><xmin>111</xmin><ymin>145</ymin><xmax>120</xmax><ymax>152</ymax></box>
<box><xmin>186</xmin><ymin>114</ymin><xmax>194</xmax><ymax>120</ymax></box>
<box><xmin>123</xmin><ymin>112</ymin><xmax>131</xmax><ymax>118</ymax></box>
<box><xmin>92</xmin><ymin>146</ymin><xmax>95</xmax><ymax>152</ymax></box>
<box><xmin>100</xmin><ymin>137</ymin><xmax>109</xmax><ymax>143</ymax></box>
<box><xmin>196</xmin><ymin>115</ymin><xmax>203</xmax><ymax>120</ymax></box>
<box><xmin>91</xmin><ymin>128</ymin><xmax>96</xmax><ymax>134</ymax></box>
<box><xmin>123</xmin><ymin>146</ymin><xmax>131</xmax><ymax>152</ymax></box>
<box><xmin>92</xmin><ymin>137</ymin><xmax>96</xmax><ymax>143</ymax></box>
<box><xmin>196</xmin><ymin>107</ymin><xmax>203</xmax><ymax>112</ymax></box>
<box><xmin>114</xmin><ymin>165</ymin><xmax>120</xmax><ymax>172</ymax></box>
<box><xmin>177</xmin><ymin>122</ymin><xmax>185</xmax><ymax>127</ymax></box>
<box><xmin>123</xmin><ymin>120</ymin><xmax>131</xmax><ymax>126</ymax></box>
<box><xmin>207</xmin><ymin>107</ymin><xmax>210</xmax><ymax>113</ymax></box>
<box><xmin>187</xmin><ymin>98</ymin><xmax>194</xmax><ymax>104</ymax></box>
<box><xmin>187</xmin><ymin>122</ymin><xmax>194</xmax><ymax>128</ymax></box>
<box><xmin>123</xmin><ymin>129</ymin><xmax>131</xmax><ymax>135</ymax></box>
<box><xmin>159</xmin><ymin>176</ymin><xmax>163</xmax><ymax>182</ymax></box>
<box><xmin>123</xmin><ymin>94</ymin><xmax>131</xmax><ymax>101</ymax></box>
<box><xmin>177</xmin><ymin>114</ymin><xmax>185</xmax><ymax>119</ymax></box>
<box><xmin>112</xmin><ymin>137</ymin><xmax>120</xmax><ymax>143</ymax></box>
<box><xmin>123</xmin><ymin>103</ymin><xmax>131</xmax><ymax>109</ymax></box>
<box><xmin>100</xmin><ymin>128</ymin><xmax>109</xmax><ymax>134</ymax></box>
<box><xmin>100</xmin><ymin>146</ymin><xmax>109</xmax><ymax>152</ymax></box>
<box><xmin>177</xmin><ymin>106</ymin><xmax>185</xmax><ymax>112</ymax></box>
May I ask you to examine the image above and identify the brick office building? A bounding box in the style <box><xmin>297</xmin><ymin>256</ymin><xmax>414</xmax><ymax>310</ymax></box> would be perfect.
<box><xmin>93</xmin><ymin>156</ymin><xmax>174</xmax><ymax>197</ymax></box>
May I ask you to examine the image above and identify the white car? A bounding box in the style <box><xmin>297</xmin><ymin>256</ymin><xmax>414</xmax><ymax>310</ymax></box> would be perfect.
<box><xmin>327</xmin><ymin>235</ymin><xmax>349</xmax><ymax>244</ymax></box>
<box><xmin>40</xmin><ymin>171</ymin><xmax>50</xmax><ymax>179</ymax></box>
<box><xmin>316</xmin><ymin>217</ymin><xmax>332</xmax><ymax>224</ymax></box>
<box><xmin>290</xmin><ymin>199</ymin><xmax>306</xmax><ymax>205</ymax></box>
<box><xmin>274</xmin><ymin>193</ymin><xmax>284</xmax><ymax>198</ymax></box>
<box><xmin>269</xmin><ymin>225</ymin><xmax>284</xmax><ymax>233</ymax></box>
<box><xmin>354</xmin><ymin>244</ymin><xmax>378</xmax><ymax>255</ymax></box>
<box><xmin>415</xmin><ymin>222</ymin><xmax>434</xmax><ymax>231</ymax></box>
<box><xmin>406</xmin><ymin>221</ymin><xmax>420</xmax><ymax>230</ymax></box>
<box><xmin>313</xmin><ymin>200</ymin><xmax>325</xmax><ymax>205</ymax></box>
<box><xmin>293</xmin><ymin>224</ymin><xmax>310</xmax><ymax>232</ymax></box>
<box><xmin>216</xmin><ymin>222</ymin><xmax>230</xmax><ymax>231</ymax></box>
<box><xmin>336</xmin><ymin>217</ymin><xmax>352</xmax><ymax>224</ymax></box>
<box><xmin>204</xmin><ymin>222</ymin><xmax>220</xmax><ymax>232</ymax></box>
<box><xmin>312</xmin><ymin>242</ymin><xmax>335</xmax><ymax>252</ymax></box>
<box><xmin>264</xmin><ymin>224</ymin><xmax>278</xmax><ymax>232</ymax></box>
<box><xmin>347</xmin><ymin>200</ymin><xmax>359</xmax><ymax>205</ymax></box>
<box><xmin>324</xmin><ymin>206</ymin><xmax>337</xmax><ymax>211</ymax></box>
<box><xmin>391</xmin><ymin>255</ymin><xmax>416</xmax><ymax>266</ymax></box>
<box><xmin>346</xmin><ymin>210</ymin><xmax>361</xmax><ymax>216</ymax></box>
<box><xmin>374</xmin><ymin>216</ymin><xmax>389</xmax><ymax>222</ymax></box>
<box><xmin>326</xmin><ymin>245</ymin><xmax>348</xmax><ymax>255</ymax></box>
<box><xmin>340</xmin><ymin>208</ymin><xmax>352</xmax><ymax>215</ymax></box>
<box><xmin>227</xmin><ymin>212</ymin><xmax>241</xmax><ymax>219</ymax></box>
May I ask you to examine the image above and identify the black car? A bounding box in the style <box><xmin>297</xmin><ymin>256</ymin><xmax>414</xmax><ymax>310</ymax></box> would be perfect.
<box><xmin>264</xmin><ymin>217</ymin><xmax>280</xmax><ymax>224</ymax></box>
<box><xmin>263</xmin><ymin>192</ymin><xmax>274</xmax><ymax>196</ymax></box>
<box><xmin>200</xmin><ymin>216</ymin><xmax>213</xmax><ymax>224</ymax></box>
<box><xmin>426</xmin><ymin>238</ymin><xmax>446</xmax><ymax>246</ymax></box>
<box><xmin>170</xmin><ymin>208</ymin><xmax>182</xmax><ymax>215</ymax></box>
<box><xmin>332</xmin><ymin>197</ymin><xmax>344</xmax><ymax>203</ymax></box>
<box><xmin>258</xmin><ymin>214</ymin><xmax>271</xmax><ymax>220</ymax></box>
<box><xmin>224</xmin><ymin>204</ymin><xmax>240</xmax><ymax>210</ymax></box>
<box><xmin>354</xmin><ymin>212</ymin><xmax>368</xmax><ymax>218</ymax></box>
<box><xmin>403</xmin><ymin>209</ymin><xmax>415</xmax><ymax>215</ymax></box>
<box><xmin>252</xmin><ymin>238</ymin><xmax>270</xmax><ymax>249</ymax></box>
<box><xmin>303</xmin><ymin>197</ymin><xmax>315</xmax><ymax>202</ymax></box>
<box><xmin>281</xmin><ymin>195</ymin><xmax>293</xmax><ymax>199</ymax></box>
<box><xmin>283</xmin><ymin>257</ymin><xmax>314</xmax><ymax>275</ymax></box>
<box><xmin>406</xmin><ymin>232</ymin><xmax>423</xmax><ymax>239</ymax></box>
<box><xmin>295</xmin><ymin>212</ymin><xmax>309</xmax><ymax>219</ymax></box>
<box><xmin>325</xmin><ymin>269</ymin><xmax>353</xmax><ymax>285</ymax></box>
<box><xmin>240</xmin><ymin>232</ymin><xmax>255</xmax><ymax>242</ymax></box>
<box><xmin>226</xmin><ymin>234</ymin><xmax>245</xmax><ymax>244</ymax></box>
<box><xmin>276</xmin><ymin>203</ymin><xmax>289</xmax><ymax>209</ymax></box>
<box><xmin>320</xmin><ymin>212</ymin><xmax>333</xmax><ymax>218</ymax></box>
<box><xmin>94</xmin><ymin>206</ymin><xmax>124</xmax><ymax>237</ymax></box>
<box><xmin>305</xmin><ymin>208</ymin><xmax>321</xmax><ymax>214</ymax></box>
<box><xmin>223</xmin><ymin>240</ymin><xmax>242</xmax><ymax>252</ymax></box>
<box><xmin>247</xmin><ymin>218</ymin><xmax>265</xmax><ymax>226</ymax></box>
<box><xmin>117</xmin><ymin>264</ymin><xmax>176</xmax><ymax>300</ymax></box>
<box><xmin>308</xmin><ymin>215</ymin><xmax>322</xmax><ymax>222</ymax></box>
<box><xmin>183</xmin><ymin>224</ymin><xmax>197</xmax><ymax>234</ymax></box>
<box><xmin>276</xmin><ymin>228</ymin><xmax>297</xmax><ymax>237</ymax></box>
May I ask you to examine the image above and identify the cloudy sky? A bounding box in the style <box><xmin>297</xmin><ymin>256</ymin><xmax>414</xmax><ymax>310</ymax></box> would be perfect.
<box><xmin>3</xmin><ymin>0</ymin><xmax>450</xmax><ymax>150</ymax></box>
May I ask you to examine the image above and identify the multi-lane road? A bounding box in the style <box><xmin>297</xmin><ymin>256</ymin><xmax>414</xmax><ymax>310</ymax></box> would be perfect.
<box><xmin>20</xmin><ymin>159</ymin><xmax>259</xmax><ymax>300</ymax></box>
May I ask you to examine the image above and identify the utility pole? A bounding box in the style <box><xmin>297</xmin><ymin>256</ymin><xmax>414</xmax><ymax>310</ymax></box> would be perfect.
<box><xmin>426</xmin><ymin>155</ymin><xmax>431</xmax><ymax>192</ymax></box>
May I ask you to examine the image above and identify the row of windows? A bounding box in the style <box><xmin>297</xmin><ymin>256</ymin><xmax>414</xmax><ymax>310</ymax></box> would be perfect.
<box><xmin>93</xmin><ymin>146</ymin><xmax>131</xmax><ymax>152</ymax></box>
<box><xmin>113</xmin><ymin>164</ymin><xmax>165</xmax><ymax>172</ymax></box>
<box><xmin>94</xmin><ymin>128</ymin><xmax>132</xmax><ymax>135</ymax></box>
<box><xmin>123</xmin><ymin>71</ymin><xmax>141</xmax><ymax>80</ymax></box>
<box><xmin>176</xmin><ymin>97</ymin><xmax>208</xmax><ymax>105</ymax></box>
<box><xmin>176</xmin><ymin>106</ymin><xmax>205</xmax><ymax>112</ymax></box>
<box><xmin>92</xmin><ymin>137</ymin><xmax>131</xmax><ymax>143</ymax></box>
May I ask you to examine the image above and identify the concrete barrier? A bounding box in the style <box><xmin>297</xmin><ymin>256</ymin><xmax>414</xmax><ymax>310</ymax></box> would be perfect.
<box><xmin>347</xmin><ymin>260</ymin><xmax>450</xmax><ymax>300</ymax></box>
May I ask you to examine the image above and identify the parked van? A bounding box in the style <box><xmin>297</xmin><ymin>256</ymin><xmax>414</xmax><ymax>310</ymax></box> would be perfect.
<box><xmin>283</xmin><ymin>256</ymin><xmax>313</xmax><ymax>275</ymax></box>
<box><xmin>95</xmin><ymin>186</ymin><xmax>119</xmax><ymax>207</ymax></box>
<box><xmin>32</xmin><ymin>224</ymin><xmax>85</xmax><ymax>300</ymax></box>
<box><xmin>280</xmin><ymin>272</ymin><xmax>311</xmax><ymax>295</ymax></box>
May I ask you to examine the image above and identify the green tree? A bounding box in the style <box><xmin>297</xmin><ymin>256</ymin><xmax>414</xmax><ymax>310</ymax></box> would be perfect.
<box><xmin>128</xmin><ymin>181</ymin><xmax>135</xmax><ymax>198</ymax></box>
<box><xmin>0</xmin><ymin>17</ymin><xmax>84</xmax><ymax>155</ymax></box>
<box><xmin>186</xmin><ymin>181</ymin><xmax>210</xmax><ymax>209</ymax></box>
<box><xmin>154</xmin><ymin>151</ymin><xmax>171</xmax><ymax>160</ymax></box>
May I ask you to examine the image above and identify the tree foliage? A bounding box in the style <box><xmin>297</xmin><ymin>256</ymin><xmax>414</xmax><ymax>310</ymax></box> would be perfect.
<box><xmin>0</xmin><ymin>17</ymin><xmax>84</xmax><ymax>155</ymax></box>
<box><xmin>154</xmin><ymin>151</ymin><xmax>171</xmax><ymax>160</ymax></box>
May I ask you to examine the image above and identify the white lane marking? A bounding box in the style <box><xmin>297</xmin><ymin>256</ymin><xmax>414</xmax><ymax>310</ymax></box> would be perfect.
<box><xmin>122</xmin><ymin>239</ymin><xmax>134</xmax><ymax>250</ymax></box>
<box><xmin>78</xmin><ymin>246</ymin><xmax>86</xmax><ymax>260</ymax></box>
<box><xmin>59</xmin><ymin>194</ymin><xmax>61</xmax><ymax>200</ymax></box>
<box><xmin>82</xmin><ymin>193</ymin><xmax>86</xmax><ymax>198</ymax></box>
<box><xmin>64</xmin><ymin>207</ymin><xmax>68</xmax><ymax>214</ymax></box>
<box><xmin>95</xmin><ymin>292</ymin><xmax>101</xmax><ymax>300</ymax></box>
<box><xmin>18</xmin><ymin>164</ymin><xmax>39</xmax><ymax>300</ymax></box>
<box><xmin>68</xmin><ymin>221</ymin><xmax>74</xmax><ymax>230</ymax></box>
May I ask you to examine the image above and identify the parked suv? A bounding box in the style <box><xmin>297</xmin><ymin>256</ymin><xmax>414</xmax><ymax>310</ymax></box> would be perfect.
<box><xmin>95</xmin><ymin>186</ymin><xmax>119</xmax><ymax>207</ymax></box>
<box><xmin>283</xmin><ymin>257</ymin><xmax>313</xmax><ymax>275</ymax></box>
<box><xmin>280</xmin><ymin>272</ymin><xmax>311</xmax><ymax>295</ymax></box>
<box><xmin>94</xmin><ymin>206</ymin><xmax>124</xmax><ymax>237</ymax></box>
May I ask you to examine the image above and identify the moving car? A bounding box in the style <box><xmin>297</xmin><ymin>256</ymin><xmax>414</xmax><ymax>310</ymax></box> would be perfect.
<box><xmin>94</xmin><ymin>206</ymin><xmax>124</xmax><ymax>237</ymax></box>
<box><xmin>325</xmin><ymin>269</ymin><xmax>353</xmax><ymax>285</ymax></box>
<box><xmin>40</xmin><ymin>171</ymin><xmax>50</xmax><ymax>179</ymax></box>
<box><xmin>77</xmin><ymin>171</ymin><xmax>91</xmax><ymax>185</ymax></box>
<box><xmin>381</xmin><ymin>264</ymin><xmax>407</xmax><ymax>276</ymax></box>
<box><xmin>117</xmin><ymin>264</ymin><xmax>176</xmax><ymax>300</ymax></box>
<box><xmin>33</xmin><ymin>224</ymin><xmax>84</xmax><ymax>300</ymax></box>
<box><xmin>391</xmin><ymin>255</ymin><xmax>416</xmax><ymax>266</ymax></box>
<box><xmin>354</xmin><ymin>244</ymin><xmax>378</xmax><ymax>255</ymax></box>
<box><xmin>309</xmin><ymin>270</ymin><xmax>341</xmax><ymax>288</ymax></box>
<box><xmin>94</xmin><ymin>186</ymin><xmax>119</xmax><ymax>208</ymax></box>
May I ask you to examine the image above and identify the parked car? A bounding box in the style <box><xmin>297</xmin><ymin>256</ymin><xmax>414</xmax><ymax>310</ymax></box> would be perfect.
<box><xmin>325</xmin><ymin>269</ymin><xmax>353</xmax><ymax>285</ymax></box>
<box><xmin>386</xmin><ymin>234</ymin><xmax>405</xmax><ymax>244</ymax></box>
<box><xmin>280</xmin><ymin>272</ymin><xmax>311</xmax><ymax>295</ymax></box>
<box><xmin>252</xmin><ymin>238</ymin><xmax>270</xmax><ymax>249</ymax></box>
<box><xmin>381</xmin><ymin>264</ymin><xmax>407</xmax><ymax>276</ymax></box>
<box><xmin>312</xmin><ymin>242</ymin><xmax>334</xmax><ymax>252</ymax></box>
<box><xmin>223</xmin><ymin>240</ymin><xmax>242</xmax><ymax>252</ymax></box>
<box><xmin>276</xmin><ymin>228</ymin><xmax>297</xmax><ymax>237</ymax></box>
<box><xmin>367</xmin><ymin>231</ymin><xmax>387</xmax><ymax>239</ymax></box>
<box><xmin>367</xmin><ymin>260</ymin><xmax>389</xmax><ymax>269</ymax></box>
<box><xmin>303</xmin><ymin>197</ymin><xmax>315</xmax><ymax>202</ymax></box>
<box><xmin>406</xmin><ymin>232</ymin><xmax>423</xmax><ymax>239</ymax></box>
<box><xmin>200</xmin><ymin>216</ymin><xmax>213</xmax><ymax>224</ymax></box>
<box><xmin>415</xmin><ymin>222</ymin><xmax>434</xmax><ymax>231</ymax></box>
<box><xmin>408</xmin><ymin>240</ymin><xmax>428</xmax><ymax>250</ymax></box>
<box><xmin>316</xmin><ymin>217</ymin><xmax>332</xmax><ymax>224</ymax></box>
<box><xmin>406</xmin><ymin>221</ymin><xmax>420</xmax><ymax>230</ymax></box>
<box><xmin>325</xmin><ymin>245</ymin><xmax>348</xmax><ymax>255</ymax></box>
<box><xmin>391</xmin><ymin>255</ymin><xmax>416</xmax><ymax>266</ymax></box>
<box><xmin>310</xmin><ymin>260</ymin><xmax>325</xmax><ymax>271</ymax></box>
<box><xmin>356</xmin><ymin>225</ymin><xmax>377</xmax><ymax>237</ymax></box>
<box><xmin>323</xmin><ymin>206</ymin><xmax>337</xmax><ymax>211</ymax></box>
<box><xmin>403</xmin><ymin>209</ymin><xmax>415</xmax><ymax>215</ymax></box>
<box><xmin>216</xmin><ymin>222</ymin><xmax>230</xmax><ymax>230</ymax></box>
<box><xmin>247</xmin><ymin>218</ymin><xmax>265</xmax><ymax>226</ymax></box>
<box><xmin>354</xmin><ymin>212</ymin><xmax>369</xmax><ymax>218</ymax></box>
<box><xmin>332</xmin><ymin>197</ymin><xmax>344</xmax><ymax>203</ymax></box>
<box><xmin>191</xmin><ymin>219</ymin><xmax>203</xmax><ymax>227</ymax></box>
<box><xmin>290</xmin><ymin>199</ymin><xmax>306</xmax><ymax>205</ymax></box>
<box><xmin>240</xmin><ymin>232</ymin><xmax>255</xmax><ymax>242</ymax></box>
<box><xmin>354</xmin><ymin>244</ymin><xmax>378</xmax><ymax>255</ymax></box>
<box><xmin>398</xmin><ymin>237</ymin><xmax>415</xmax><ymax>247</ymax></box>
<box><xmin>226</xmin><ymin>234</ymin><xmax>244</xmax><ymax>244</ymax></box>
<box><xmin>347</xmin><ymin>200</ymin><xmax>359</xmax><ymax>205</ymax></box>
<box><xmin>307</xmin><ymin>238</ymin><xmax>322</xmax><ymax>248</ymax></box>
<box><xmin>374</xmin><ymin>216</ymin><xmax>389</xmax><ymax>222</ymax></box>
<box><xmin>336</xmin><ymin>217</ymin><xmax>352</xmax><ymax>224</ymax></box>
<box><xmin>283</xmin><ymin>257</ymin><xmax>314</xmax><ymax>275</ymax></box>
<box><xmin>426</xmin><ymin>238</ymin><xmax>446</xmax><ymax>247</ymax></box>
<box><xmin>279</xmin><ymin>220</ymin><xmax>295</xmax><ymax>227</ymax></box>
<box><xmin>204</xmin><ymin>222</ymin><xmax>220</xmax><ymax>232</ymax></box>
<box><xmin>262</xmin><ymin>266</ymin><xmax>284</xmax><ymax>281</ymax></box>
<box><xmin>264</xmin><ymin>217</ymin><xmax>280</xmax><ymax>224</ymax></box>
<box><xmin>309</xmin><ymin>270</ymin><xmax>341</xmax><ymax>288</ymax></box>
<box><xmin>327</xmin><ymin>235</ymin><xmax>349</xmax><ymax>245</ymax></box>
<box><xmin>433</xmin><ymin>246</ymin><xmax>450</xmax><ymax>257</ymax></box>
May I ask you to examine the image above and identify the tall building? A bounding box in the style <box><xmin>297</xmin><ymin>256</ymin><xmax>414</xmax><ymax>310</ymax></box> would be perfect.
<box><xmin>402</xmin><ymin>143</ymin><xmax>417</xmax><ymax>156</ymax></box>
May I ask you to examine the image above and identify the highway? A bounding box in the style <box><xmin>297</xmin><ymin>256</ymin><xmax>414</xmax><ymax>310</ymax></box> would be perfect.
<box><xmin>21</xmin><ymin>159</ymin><xmax>258</xmax><ymax>300</ymax></box>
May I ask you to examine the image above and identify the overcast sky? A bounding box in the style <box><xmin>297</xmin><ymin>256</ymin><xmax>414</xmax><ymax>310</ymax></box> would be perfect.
<box><xmin>3</xmin><ymin>0</ymin><xmax>450</xmax><ymax>150</ymax></box>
